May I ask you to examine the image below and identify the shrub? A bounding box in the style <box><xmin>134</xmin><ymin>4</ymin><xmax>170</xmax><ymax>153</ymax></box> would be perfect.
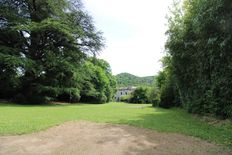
<box><xmin>130</xmin><ymin>87</ymin><xmax>150</xmax><ymax>104</ymax></box>
<box><xmin>121</xmin><ymin>95</ymin><xmax>132</xmax><ymax>102</ymax></box>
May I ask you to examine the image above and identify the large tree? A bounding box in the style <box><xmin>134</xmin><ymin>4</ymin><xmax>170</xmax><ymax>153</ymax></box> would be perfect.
<box><xmin>0</xmin><ymin>0</ymin><xmax>104</xmax><ymax>103</ymax></box>
<box><xmin>79</xmin><ymin>58</ymin><xmax>116</xmax><ymax>103</ymax></box>
<box><xmin>165</xmin><ymin>0</ymin><xmax>232</xmax><ymax>118</ymax></box>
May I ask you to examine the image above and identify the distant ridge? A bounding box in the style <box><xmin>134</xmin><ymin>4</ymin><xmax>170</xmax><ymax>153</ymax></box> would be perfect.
<box><xmin>115</xmin><ymin>73</ymin><xmax>155</xmax><ymax>87</ymax></box>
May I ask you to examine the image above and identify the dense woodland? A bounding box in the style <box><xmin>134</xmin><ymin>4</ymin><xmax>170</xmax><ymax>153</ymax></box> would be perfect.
<box><xmin>116</xmin><ymin>73</ymin><xmax>154</xmax><ymax>87</ymax></box>
<box><xmin>151</xmin><ymin>0</ymin><xmax>232</xmax><ymax>118</ymax></box>
<box><xmin>0</xmin><ymin>0</ymin><xmax>116</xmax><ymax>104</ymax></box>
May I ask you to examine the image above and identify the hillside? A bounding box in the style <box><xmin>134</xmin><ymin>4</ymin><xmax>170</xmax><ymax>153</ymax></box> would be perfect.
<box><xmin>116</xmin><ymin>73</ymin><xmax>155</xmax><ymax>87</ymax></box>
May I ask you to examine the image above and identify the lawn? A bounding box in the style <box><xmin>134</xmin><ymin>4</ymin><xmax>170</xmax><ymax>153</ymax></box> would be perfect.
<box><xmin>0</xmin><ymin>102</ymin><xmax>231</xmax><ymax>147</ymax></box>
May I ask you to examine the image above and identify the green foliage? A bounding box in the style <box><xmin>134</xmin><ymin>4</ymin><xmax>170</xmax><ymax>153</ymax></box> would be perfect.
<box><xmin>165</xmin><ymin>0</ymin><xmax>232</xmax><ymax>118</ymax></box>
<box><xmin>150</xmin><ymin>56</ymin><xmax>180</xmax><ymax>108</ymax></box>
<box><xmin>120</xmin><ymin>95</ymin><xmax>132</xmax><ymax>103</ymax></box>
<box><xmin>79</xmin><ymin>58</ymin><xmax>116</xmax><ymax>103</ymax></box>
<box><xmin>129</xmin><ymin>87</ymin><xmax>150</xmax><ymax>104</ymax></box>
<box><xmin>0</xmin><ymin>103</ymin><xmax>231</xmax><ymax>147</ymax></box>
<box><xmin>147</xmin><ymin>85</ymin><xmax>160</xmax><ymax>106</ymax></box>
<box><xmin>119</xmin><ymin>87</ymin><xmax>151</xmax><ymax>104</ymax></box>
<box><xmin>0</xmin><ymin>26</ymin><xmax>25</xmax><ymax>99</ymax></box>
<box><xmin>116</xmin><ymin>73</ymin><xmax>155</xmax><ymax>87</ymax></box>
<box><xmin>159</xmin><ymin>80</ymin><xmax>178</xmax><ymax>108</ymax></box>
<box><xmin>0</xmin><ymin>0</ymin><xmax>116</xmax><ymax>104</ymax></box>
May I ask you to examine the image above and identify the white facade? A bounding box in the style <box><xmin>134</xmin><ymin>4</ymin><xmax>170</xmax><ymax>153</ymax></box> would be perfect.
<box><xmin>115</xmin><ymin>87</ymin><xmax>136</xmax><ymax>101</ymax></box>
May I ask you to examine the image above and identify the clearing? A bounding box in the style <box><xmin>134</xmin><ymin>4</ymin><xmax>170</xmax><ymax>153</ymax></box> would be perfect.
<box><xmin>0</xmin><ymin>102</ymin><xmax>231</xmax><ymax>154</ymax></box>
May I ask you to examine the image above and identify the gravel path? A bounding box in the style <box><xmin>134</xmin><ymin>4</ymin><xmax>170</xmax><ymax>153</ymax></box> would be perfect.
<box><xmin>0</xmin><ymin>121</ymin><xmax>231</xmax><ymax>155</ymax></box>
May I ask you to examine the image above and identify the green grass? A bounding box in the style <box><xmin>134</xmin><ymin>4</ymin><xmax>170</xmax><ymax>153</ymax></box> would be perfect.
<box><xmin>0</xmin><ymin>102</ymin><xmax>231</xmax><ymax>147</ymax></box>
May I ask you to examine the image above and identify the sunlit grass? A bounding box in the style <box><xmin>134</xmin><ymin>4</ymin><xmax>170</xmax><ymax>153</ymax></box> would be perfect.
<box><xmin>0</xmin><ymin>102</ymin><xmax>231</xmax><ymax>147</ymax></box>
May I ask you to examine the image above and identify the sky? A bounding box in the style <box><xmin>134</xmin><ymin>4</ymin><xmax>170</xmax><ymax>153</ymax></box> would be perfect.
<box><xmin>83</xmin><ymin>0</ymin><xmax>174</xmax><ymax>77</ymax></box>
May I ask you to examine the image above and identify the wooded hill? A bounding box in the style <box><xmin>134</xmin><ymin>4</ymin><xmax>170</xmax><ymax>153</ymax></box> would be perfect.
<box><xmin>116</xmin><ymin>73</ymin><xmax>155</xmax><ymax>87</ymax></box>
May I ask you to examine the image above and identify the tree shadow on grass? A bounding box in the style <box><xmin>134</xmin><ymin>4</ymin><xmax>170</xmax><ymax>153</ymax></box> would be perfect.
<box><xmin>0</xmin><ymin>102</ymin><xmax>111</xmax><ymax>108</ymax></box>
<box><xmin>0</xmin><ymin>102</ymin><xmax>66</xmax><ymax>107</ymax></box>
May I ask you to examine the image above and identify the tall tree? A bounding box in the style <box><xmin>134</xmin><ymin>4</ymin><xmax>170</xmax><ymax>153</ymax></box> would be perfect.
<box><xmin>80</xmin><ymin>58</ymin><xmax>116</xmax><ymax>103</ymax></box>
<box><xmin>0</xmin><ymin>0</ymin><xmax>28</xmax><ymax>99</ymax></box>
<box><xmin>0</xmin><ymin>0</ymin><xmax>104</xmax><ymax>103</ymax></box>
<box><xmin>165</xmin><ymin>0</ymin><xmax>232</xmax><ymax>118</ymax></box>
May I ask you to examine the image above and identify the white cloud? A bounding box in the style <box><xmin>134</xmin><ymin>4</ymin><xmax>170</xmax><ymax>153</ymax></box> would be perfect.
<box><xmin>83</xmin><ymin>0</ymin><xmax>173</xmax><ymax>76</ymax></box>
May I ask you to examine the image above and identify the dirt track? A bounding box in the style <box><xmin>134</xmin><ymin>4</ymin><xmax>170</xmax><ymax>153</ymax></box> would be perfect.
<box><xmin>0</xmin><ymin>121</ymin><xmax>231</xmax><ymax>155</ymax></box>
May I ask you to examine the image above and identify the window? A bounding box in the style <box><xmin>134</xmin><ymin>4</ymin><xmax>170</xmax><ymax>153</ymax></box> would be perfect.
<box><xmin>125</xmin><ymin>92</ymin><xmax>127</xmax><ymax>95</ymax></box>
<box><xmin>121</xmin><ymin>92</ymin><xmax>123</xmax><ymax>95</ymax></box>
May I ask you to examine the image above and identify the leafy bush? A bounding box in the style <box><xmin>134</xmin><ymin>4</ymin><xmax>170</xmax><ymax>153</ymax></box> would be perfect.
<box><xmin>120</xmin><ymin>95</ymin><xmax>132</xmax><ymax>102</ymax></box>
<box><xmin>129</xmin><ymin>87</ymin><xmax>150</xmax><ymax>104</ymax></box>
<box><xmin>79</xmin><ymin>59</ymin><xmax>116</xmax><ymax>104</ymax></box>
<box><xmin>150</xmin><ymin>57</ymin><xmax>180</xmax><ymax>108</ymax></box>
<box><xmin>57</xmin><ymin>88</ymin><xmax>81</xmax><ymax>103</ymax></box>
<box><xmin>159</xmin><ymin>81</ymin><xmax>177</xmax><ymax>108</ymax></box>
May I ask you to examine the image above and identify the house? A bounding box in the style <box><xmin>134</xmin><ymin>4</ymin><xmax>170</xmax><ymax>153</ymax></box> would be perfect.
<box><xmin>115</xmin><ymin>86</ymin><xmax>136</xmax><ymax>101</ymax></box>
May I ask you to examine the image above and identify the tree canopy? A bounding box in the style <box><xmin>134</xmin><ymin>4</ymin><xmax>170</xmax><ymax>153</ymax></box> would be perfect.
<box><xmin>151</xmin><ymin>0</ymin><xmax>232</xmax><ymax>118</ymax></box>
<box><xmin>0</xmin><ymin>0</ymin><xmax>115</xmax><ymax>104</ymax></box>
